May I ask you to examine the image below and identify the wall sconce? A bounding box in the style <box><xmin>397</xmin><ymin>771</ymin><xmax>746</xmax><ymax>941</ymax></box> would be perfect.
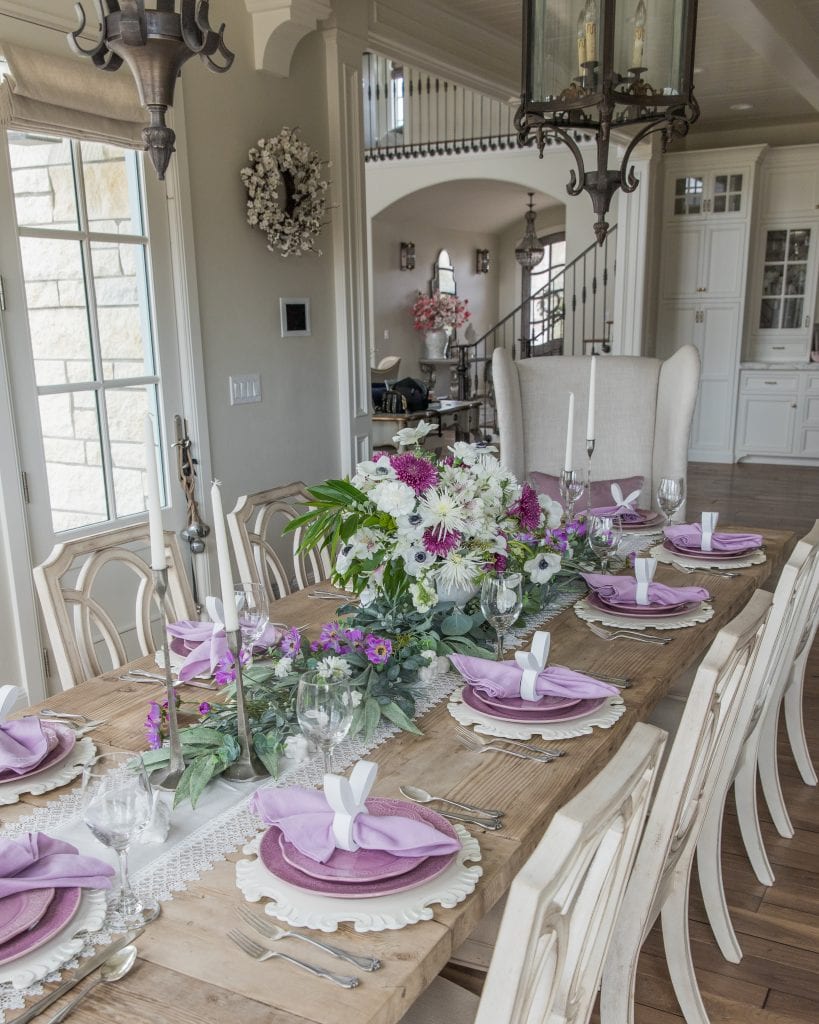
<box><xmin>400</xmin><ymin>241</ymin><xmax>416</xmax><ymax>271</ymax></box>
<box><xmin>476</xmin><ymin>249</ymin><xmax>490</xmax><ymax>274</ymax></box>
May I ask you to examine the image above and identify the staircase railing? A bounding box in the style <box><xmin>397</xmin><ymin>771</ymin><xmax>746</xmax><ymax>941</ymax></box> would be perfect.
<box><xmin>452</xmin><ymin>227</ymin><xmax>617</xmax><ymax>436</ymax></box>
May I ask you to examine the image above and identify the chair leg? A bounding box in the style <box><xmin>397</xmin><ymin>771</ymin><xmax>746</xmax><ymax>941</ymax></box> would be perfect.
<box><xmin>784</xmin><ymin>660</ymin><xmax>817</xmax><ymax>787</ymax></box>
<box><xmin>758</xmin><ymin>700</ymin><xmax>795</xmax><ymax>839</ymax></box>
<box><xmin>598</xmin><ymin>903</ymin><xmax>644</xmax><ymax>1024</ymax></box>
<box><xmin>696</xmin><ymin>796</ymin><xmax>743</xmax><ymax>963</ymax></box>
<box><xmin>734</xmin><ymin>741</ymin><xmax>775</xmax><ymax>886</ymax></box>
<box><xmin>661</xmin><ymin>865</ymin><xmax>711</xmax><ymax>1024</ymax></box>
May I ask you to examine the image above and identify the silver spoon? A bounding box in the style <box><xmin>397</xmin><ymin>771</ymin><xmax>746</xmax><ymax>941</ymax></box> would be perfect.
<box><xmin>44</xmin><ymin>945</ymin><xmax>138</xmax><ymax>1024</ymax></box>
<box><xmin>399</xmin><ymin>785</ymin><xmax>504</xmax><ymax>819</ymax></box>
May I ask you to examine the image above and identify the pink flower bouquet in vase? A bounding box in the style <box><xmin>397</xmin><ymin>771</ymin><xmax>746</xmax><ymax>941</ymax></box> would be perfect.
<box><xmin>411</xmin><ymin>291</ymin><xmax>470</xmax><ymax>359</ymax></box>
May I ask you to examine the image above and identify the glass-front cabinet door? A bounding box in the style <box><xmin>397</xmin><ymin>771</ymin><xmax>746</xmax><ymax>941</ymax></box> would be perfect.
<box><xmin>669</xmin><ymin>171</ymin><xmax>745</xmax><ymax>219</ymax></box>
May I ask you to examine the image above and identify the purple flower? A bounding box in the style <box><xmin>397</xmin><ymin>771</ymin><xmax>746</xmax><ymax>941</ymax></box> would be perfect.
<box><xmin>280</xmin><ymin>627</ymin><xmax>301</xmax><ymax>657</ymax></box>
<box><xmin>214</xmin><ymin>651</ymin><xmax>237</xmax><ymax>686</ymax></box>
<box><xmin>317</xmin><ymin>622</ymin><xmax>344</xmax><ymax>653</ymax></box>
<box><xmin>422</xmin><ymin>526</ymin><xmax>461</xmax><ymax>557</ymax></box>
<box><xmin>144</xmin><ymin>701</ymin><xmax>162</xmax><ymax>750</ymax></box>
<box><xmin>364</xmin><ymin>634</ymin><xmax>392</xmax><ymax>665</ymax></box>
<box><xmin>490</xmin><ymin>552</ymin><xmax>508</xmax><ymax>572</ymax></box>
<box><xmin>390</xmin><ymin>452</ymin><xmax>439</xmax><ymax>494</ymax></box>
<box><xmin>198</xmin><ymin>702</ymin><xmax>212</xmax><ymax>715</ymax></box>
<box><xmin>342</xmin><ymin>627</ymin><xmax>365</xmax><ymax>653</ymax></box>
<box><xmin>508</xmin><ymin>484</ymin><xmax>541</xmax><ymax>531</ymax></box>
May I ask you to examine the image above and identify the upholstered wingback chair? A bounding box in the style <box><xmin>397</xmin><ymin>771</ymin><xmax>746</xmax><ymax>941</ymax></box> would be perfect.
<box><xmin>492</xmin><ymin>345</ymin><xmax>700</xmax><ymax>514</ymax></box>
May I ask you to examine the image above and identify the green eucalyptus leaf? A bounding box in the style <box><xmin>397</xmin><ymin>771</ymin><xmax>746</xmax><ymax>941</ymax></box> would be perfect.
<box><xmin>381</xmin><ymin>701</ymin><xmax>423</xmax><ymax>736</ymax></box>
<box><xmin>440</xmin><ymin>609</ymin><xmax>473</xmax><ymax>636</ymax></box>
<box><xmin>363</xmin><ymin>698</ymin><xmax>381</xmax><ymax>741</ymax></box>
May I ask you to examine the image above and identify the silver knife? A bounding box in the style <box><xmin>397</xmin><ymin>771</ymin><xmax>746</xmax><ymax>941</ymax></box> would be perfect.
<box><xmin>13</xmin><ymin>931</ymin><xmax>141</xmax><ymax>1024</ymax></box>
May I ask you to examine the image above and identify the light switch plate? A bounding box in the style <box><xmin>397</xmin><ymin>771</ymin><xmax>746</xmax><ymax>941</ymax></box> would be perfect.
<box><xmin>229</xmin><ymin>373</ymin><xmax>261</xmax><ymax>405</ymax></box>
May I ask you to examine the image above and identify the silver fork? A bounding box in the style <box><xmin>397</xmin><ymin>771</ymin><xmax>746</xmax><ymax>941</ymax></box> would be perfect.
<box><xmin>587</xmin><ymin>623</ymin><xmax>670</xmax><ymax>645</ymax></box>
<box><xmin>455</xmin><ymin>729</ymin><xmax>562</xmax><ymax>763</ymax></box>
<box><xmin>671</xmin><ymin>561</ymin><xmax>739</xmax><ymax>579</ymax></box>
<box><xmin>40</xmin><ymin>709</ymin><xmax>93</xmax><ymax>722</ymax></box>
<box><xmin>227</xmin><ymin>929</ymin><xmax>360</xmax><ymax>988</ymax></box>
<box><xmin>453</xmin><ymin>724</ymin><xmax>564</xmax><ymax>759</ymax></box>
<box><xmin>236</xmin><ymin>907</ymin><xmax>380</xmax><ymax>971</ymax></box>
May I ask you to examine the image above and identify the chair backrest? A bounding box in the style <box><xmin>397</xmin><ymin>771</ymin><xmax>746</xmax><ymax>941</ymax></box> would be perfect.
<box><xmin>33</xmin><ymin>523</ymin><xmax>194</xmax><ymax>690</ymax></box>
<box><xmin>474</xmin><ymin>721</ymin><xmax>666</xmax><ymax>1024</ymax></box>
<box><xmin>227</xmin><ymin>482</ymin><xmax>331</xmax><ymax>603</ymax></box>
<box><xmin>492</xmin><ymin>346</ymin><xmax>700</xmax><ymax>510</ymax></box>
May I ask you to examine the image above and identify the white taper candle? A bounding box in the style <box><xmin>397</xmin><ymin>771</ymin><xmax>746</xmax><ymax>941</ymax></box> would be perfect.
<box><xmin>211</xmin><ymin>480</ymin><xmax>239</xmax><ymax>632</ymax></box>
<box><xmin>564</xmin><ymin>392</ymin><xmax>575</xmax><ymax>472</ymax></box>
<box><xmin>587</xmin><ymin>355</ymin><xmax>597</xmax><ymax>441</ymax></box>
<box><xmin>143</xmin><ymin>415</ymin><xmax>166</xmax><ymax>570</ymax></box>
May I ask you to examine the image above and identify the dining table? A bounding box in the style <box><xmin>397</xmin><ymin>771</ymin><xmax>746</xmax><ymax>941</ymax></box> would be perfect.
<box><xmin>2</xmin><ymin>526</ymin><xmax>794</xmax><ymax>1024</ymax></box>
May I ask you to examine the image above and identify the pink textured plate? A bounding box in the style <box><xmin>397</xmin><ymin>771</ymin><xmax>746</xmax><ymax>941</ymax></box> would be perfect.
<box><xmin>475</xmin><ymin>691</ymin><xmax>582</xmax><ymax>713</ymax></box>
<box><xmin>619</xmin><ymin>510</ymin><xmax>662</xmax><ymax>531</ymax></box>
<box><xmin>0</xmin><ymin>889</ymin><xmax>55</xmax><ymax>946</ymax></box>
<box><xmin>0</xmin><ymin>723</ymin><xmax>76</xmax><ymax>785</ymax></box>
<box><xmin>260</xmin><ymin>799</ymin><xmax>459</xmax><ymax>898</ymax></box>
<box><xmin>587</xmin><ymin>593</ymin><xmax>699</xmax><ymax>619</ymax></box>
<box><xmin>0</xmin><ymin>887</ymin><xmax>82</xmax><ymax>967</ymax></box>
<box><xmin>663</xmin><ymin>539</ymin><xmax>759</xmax><ymax>561</ymax></box>
<box><xmin>462</xmin><ymin>686</ymin><xmax>607</xmax><ymax>723</ymax></box>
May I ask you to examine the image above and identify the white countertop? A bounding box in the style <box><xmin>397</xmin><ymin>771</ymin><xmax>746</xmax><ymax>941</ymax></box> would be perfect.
<box><xmin>740</xmin><ymin>361</ymin><xmax>819</xmax><ymax>371</ymax></box>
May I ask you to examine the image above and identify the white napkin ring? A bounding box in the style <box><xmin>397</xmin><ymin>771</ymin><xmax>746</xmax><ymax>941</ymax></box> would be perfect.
<box><xmin>514</xmin><ymin>631</ymin><xmax>551</xmax><ymax>702</ymax></box>
<box><xmin>325</xmin><ymin>760</ymin><xmax>377</xmax><ymax>852</ymax></box>
<box><xmin>701</xmin><ymin>512</ymin><xmax>719</xmax><ymax>552</ymax></box>
<box><xmin>611</xmin><ymin>482</ymin><xmax>641</xmax><ymax>513</ymax></box>
<box><xmin>634</xmin><ymin>557</ymin><xmax>657</xmax><ymax>606</ymax></box>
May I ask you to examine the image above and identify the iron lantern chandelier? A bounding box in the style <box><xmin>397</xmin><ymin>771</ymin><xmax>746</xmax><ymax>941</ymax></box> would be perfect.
<box><xmin>69</xmin><ymin>1</ymin><xmax>234</xmax><ymax>181</ymax></box>
<box><xmin>515</xmin><ymin>0</ymin><xmax>699</xmax><ymax>243</ymax></box>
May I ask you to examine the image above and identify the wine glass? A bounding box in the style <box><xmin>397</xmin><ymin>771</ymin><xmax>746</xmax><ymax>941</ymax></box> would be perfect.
<box><xmin>480</xmin><ymin>572</ymin><xmax>523</xmax><ymax>662</ymax></box>
<box><xmin>559</xmin><ymin>471</ymin><xmax>585</xmax><ymax>521</ymax></box>
<box><xmin>82</xmin><ymin>751</ymin><xmax>158</xmax><ymax>925</ymax></box>
<box><xmin>296</xmin><ymin>678</ymin><xmax>355</xmax><ymax>775</ymax></box>
<box><xmin>657</xmin><ymin>477</ymin><xmax>686</xmax><ymax>525</ymax></box>
<box><xmin>588</xmin><ymin>515</ymin><xmax>622</xmax><ymax>574</ymax></box>
<box><xmin>234</xmin><ymin>582</ymin><xmax>270</xmax><ymax>659</ymax></box>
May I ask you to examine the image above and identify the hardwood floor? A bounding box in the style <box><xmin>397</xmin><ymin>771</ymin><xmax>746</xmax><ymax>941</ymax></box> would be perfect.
<box><xmin>628</xmin><ymin>462</ymin><xmax>819</xmax><ymax>1023</ymax></box>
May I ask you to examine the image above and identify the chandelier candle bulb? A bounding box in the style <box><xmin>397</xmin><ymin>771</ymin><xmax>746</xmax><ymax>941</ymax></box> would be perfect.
<box><xmin>577</xmin><ymin>10</ymin><xmax>587</xmax><ymax>73</ymax></box>
<box><xmin>143</xmin><ymin>415</ymin><xmax>166</xmax><ymax>571</ymax></box>
<box><xmin>210</xmin><ymin>481</ymin><xmax>239</xmax><ymax>633</ymax></box>
<box><xmin>632</xmin><ymin>0</ymin><xmax>647</xmax><ymax>68</ymax></box>
<box><xmin>565</xmin><ymin>392</ymin><xmax>575</xmax><ymax>472</ymax></box>
<box><xmin>587</xmin><ymin>355</ymin><xmax>597</xmax><ymax>441</ymax></box>
<box><xmin>584</xmin><ymin>0</ymin><xmax>598</xmax><ymax>63</ymax></box>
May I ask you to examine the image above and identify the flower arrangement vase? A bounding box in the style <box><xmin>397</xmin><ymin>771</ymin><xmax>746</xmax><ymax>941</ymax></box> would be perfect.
<box><xmin>423</xmin><ymin>329</ymin><xmax>449</xmax><ymax>360</ymax></box>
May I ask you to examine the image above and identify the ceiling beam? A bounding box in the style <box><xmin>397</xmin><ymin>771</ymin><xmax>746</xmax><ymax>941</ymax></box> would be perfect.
<box><xmin>716</xmin><ymin>0</ymin><xmax>819</xmax><ymax>112</ymax></box>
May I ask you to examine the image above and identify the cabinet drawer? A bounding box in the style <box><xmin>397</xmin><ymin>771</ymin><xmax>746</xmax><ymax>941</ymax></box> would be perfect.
<box><xmin>805</xmin><ymin>373</ymin><xmax>819</xmax><ymax>395</ymax></box>
<box><xmin>747</xmin><ymin>339</ymin><xmax>809</xmax><ymax>363</ymax></box>
<box><xmin>804</xmin><ymin>395</ymin><xmax>819</xmax><ymax>426</ymax></box>
<box><xmin>740</xmin><ymin>373</ymin><xmax>799</xmax><ymax>395</ymax></box>
<box><xmin>799</xmin><ymin>426</ymin><xmax>819</xmax><ymax>458</ymax></box>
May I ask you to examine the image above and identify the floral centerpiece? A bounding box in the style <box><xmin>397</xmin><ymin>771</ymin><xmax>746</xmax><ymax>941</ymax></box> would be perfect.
<box><xmin>412</xmin><ymin>292</ymin><xmax>470</xmax><ymax>359</ymax></box>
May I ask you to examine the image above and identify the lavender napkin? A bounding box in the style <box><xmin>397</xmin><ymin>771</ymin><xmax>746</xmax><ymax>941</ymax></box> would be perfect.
<box><xmin>665</xmin><ymin>525</ymin><xmax>763</xmax><ymax>553</ymax></box>
<box><xmin>590</xmin><ymin>505</ymin><xmax>644</xmax><ymax>523</ymax></box>
<box><xmin>251</xmin><ymin>789</ymin><xmax>461</xmax><ymax>865</ymax></box>
<box><xmin>166</xmin><ymin>620</ymin><xmax>281</xmax><ymax>682</ymax></box>
<box><xmin>582</xmin><ymin>572</ymin><xmax>709</xmax><ymax>607</ymax></box>
<box><xmin>0</xmin><ymin>834</ymin><xmax>114</xmax><ymax>897</ymax></box>
<box><xmin>448</xmin><ymin>653</ymin><xmax>618</xmax><ymax>702</ymax></box>
<box><xmin>0</xmin><ymin>719</ymin><xmax>55</xmax><ymax>776</ymax></box>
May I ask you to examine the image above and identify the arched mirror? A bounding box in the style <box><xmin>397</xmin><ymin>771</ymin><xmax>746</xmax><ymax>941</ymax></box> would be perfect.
<box><xmin>432</xmin><ymin>249</ymin><xmax>456</xmax><ymax>295</ymax></box>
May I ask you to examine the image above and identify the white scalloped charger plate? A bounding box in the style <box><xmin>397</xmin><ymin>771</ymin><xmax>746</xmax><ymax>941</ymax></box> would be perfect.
<box><xmin>235</xmin><ymin>826</ymin><xmax>482</xmax><ymax>933</ymax></box>
<box><xmin>0</xmin><ymin>889</ymin><xmax>107</xmax><ymax>991</ymax></box>
<box><xmin>448</xmin><ymin>688</ymin><xmax>626</xmax><ymax>740</ymax></box>
<box><xmin>573</xmin><ymin>597</ymin><xmax>715</xmax><ymax>632</ymax></box>
<box><xmin>650</xmin><ymin>542</ymin><xmax>767</xmax><ymax>571</ymax></box>
<box><xmin>0</xmin><ymin>737</ymin><xmax>95</xmax><ymax>806</ymax></box>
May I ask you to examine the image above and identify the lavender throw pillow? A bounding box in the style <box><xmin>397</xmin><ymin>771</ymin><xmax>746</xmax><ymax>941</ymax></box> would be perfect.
<box><xmin>530</xmin><ymin>472</ymin><xmax>645</xmax><ymax>508</ymax></box>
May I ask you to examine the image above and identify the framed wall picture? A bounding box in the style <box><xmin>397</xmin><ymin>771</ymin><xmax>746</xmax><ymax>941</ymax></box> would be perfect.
<box><xmin>279</xmin><ymin>298</ymin><xmax>311</xmax><ymax>337</ymax></box>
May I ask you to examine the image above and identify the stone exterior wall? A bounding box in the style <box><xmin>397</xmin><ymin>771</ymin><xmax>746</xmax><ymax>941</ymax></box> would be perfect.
<box><xmin>10</xmin><ymin>136</ymin><xmax>153</xmax><ymax>533</ymax></box>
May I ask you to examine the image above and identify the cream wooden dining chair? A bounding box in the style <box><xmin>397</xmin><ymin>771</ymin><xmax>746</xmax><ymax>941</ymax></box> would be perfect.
<box><xmin>401</xmin><ymin>721</ymin><xmax>666</xmax><ymax>1024</ymax></box>
<box><xmin>227</xmin><ymin>482</ymin><xmax>331</xmax><ymax>602</ymax></box>
<box><xmin>782</xmin><ymin>574</ymin><xmax>819</xmax><ymax>788</ymax></box>
<box><xmin>599</xmin><ymin>589</ymin><xmax>773</xmax><ymax>1024</ymax></box>
<box><xmin>34</xmin><ymin>523</ymin><xmax>194</xmax><ymax>690</ymax></box>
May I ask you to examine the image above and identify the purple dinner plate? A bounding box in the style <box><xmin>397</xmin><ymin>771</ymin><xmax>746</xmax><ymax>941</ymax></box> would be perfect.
<box><xmin>462</xmin><ymin>686</ymin><xmax>607</xmax><ymax>724</ymax></box>
<box><xmin>475</xmin><ymin>691</ymin><xmax>582</xmax><ymax>713</ymax></box>
<box><xmin>0</xmin><ymin>723</ymin><xmax>76</xmax><ymax>785</ymax></box>
<box><xmin>619</xmin><ymin>509</ymin><xmax>662</xmax><ymax>531</ymax></box>
<box><xmin>260</xmin><ymin>798</ymin><xmax>459</xmax><ymax>899</ymax></box>
<box><xmin>662</xmin><ymin>539</ymin><xmax>757</xmax><ymax>562</ymax></box>
<box><xmin>587</xmin><ymin>592</ymin><xmax>699</xmax><ymax>619</ymax></box>
<box><xmin>0</xmin><ymin>887</ymin><xmax>82</xmax><ymax>967</ymax></box>
<box><xmin>0</xmin><ymin>889</ymin><xmax>55</xmax><ymax>946</ymax></box>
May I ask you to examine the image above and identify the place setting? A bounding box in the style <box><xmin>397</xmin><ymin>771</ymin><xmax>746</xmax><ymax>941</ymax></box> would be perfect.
<box><xmin>574</xmin><ymin>556</ymin><xmax>714</xmax><ymax>633</ymax></box>
<box><xmin>651</xmin><ymin>512</ymin><xmax>766</xmax><ymax>572</ymax></box>
<box><xmin>446</xmin><ymin>630</ymin><xmax>626</xmax><ymax>741</ymax></box>
<box><xmin>235</xmin><ymin>760</ymin><xmax>482</xmax><ymax>936</ymax></box>
<box><xmin>589</xmin><ymin>481</ymin><xmax>663</xmax><ymax>536</ymax></box>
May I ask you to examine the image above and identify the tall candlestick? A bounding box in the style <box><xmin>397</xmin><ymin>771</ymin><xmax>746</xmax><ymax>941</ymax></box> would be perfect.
<box><xmin>564</xmin><ymin>392</ymin><xmax>575</xmax><ymax>473</ymax></box>
<box><xmin>576</xmin><ymin>9</ymin><xmax>586</xmax><ymax>74</ymax></box>
<box><xmin>143</xmin><ymin>415</ymin><xmax>166</xmax><ymax>570</ymax></box>
<box><xmin>587</xmin><ymin>355</ymin><xmax>597</xmax><ymax>441</ymax></box>
<box><xmin>584</xmin><ymin>0</ymin><xmax>597</xmax><ymax>64</ymax></box>
<box><xmin>211</xmin><ymin>480</ymin><xmax>239</xmax><ymax>632</ymax></box>
<box><xmin>632</xmin><ymin>0</ymin><xmax>646</xmax><ymax>69</ymax></box>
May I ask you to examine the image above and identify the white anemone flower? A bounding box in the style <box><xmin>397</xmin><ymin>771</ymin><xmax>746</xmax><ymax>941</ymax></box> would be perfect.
<box><xmin>371</xmin><ymin>479</ymin><xmax>416</xmax><ymax>517</ymax></box>
<box><xmin>316</xmin><ymin>656</ymin><xmax>353</xmax><ymax>681</ymax></box>
<box><xmin>524</xmin><ymin>550</ymin><xmax>562</xmax><ymax>584</ymax></box>
<box><xmin>538</xmin><ymin>494</ymin><xmax>563</xmax><ymax>528</ymax></box>
<box><xmin>355</xmin><ymin>459</ymin><xmax>396</xmax><ymax>481</ymax></box>
<box><xmin>400</xmin><ymin>543</ymin><xmax>436</xmax><ymax>577</ymax></box>
<box><xmin>393</xmin><ymin>421</ymin><xmax>435</xmax><ymax>448</ymax></box>
<box><xmin>418</xmin><ymin>488</ymin><xmax>468</xmax><ymax>537</ymax></box>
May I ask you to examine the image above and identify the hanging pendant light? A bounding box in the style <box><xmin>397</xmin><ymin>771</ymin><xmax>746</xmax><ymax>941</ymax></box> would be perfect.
<box><xmin>68</xmin><ymin>2</ymin><xmax>234</xmax><ymax>181</ymax></box>
<box><xmin>516</xmin><ymin>0</ymin><xmax>699</xmax><ymax>244</ymax></box>
<box><xmin>515</xmin><ymin>192</ymin><xmax>546</xmax><ymax>269</ymax></box>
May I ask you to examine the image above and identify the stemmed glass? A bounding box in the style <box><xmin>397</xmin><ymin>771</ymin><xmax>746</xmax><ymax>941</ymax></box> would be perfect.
<box><xmin>480</xmin><ymin>572</ymin><xmax>524</xmax><ymax>662</ymax></box>
<box><xmin>296</xmin><ymin>678</ymin><xmax>355</xmax><ymax>775</ymax></box>
<box><xmin>559</xmin><ymin>471</ymin><xmax>585</xmax><ymax>521</ymax></box>
<box><xmin>657</xmin><ymin>477</ymin><xmax>686</xmax><ymax>525</ymax></box>
<box><xmin>234</xmin><ymin>582</ymin><xmax>270</xmax><ymax>660</ymax></box>
<box><xmin>588</xmin><ymin>515</ymin><xmax>623</xmax><ymax>574</ymax></box>
<box><xmin>82</xmin><ymin>751</ymin><xmax>159</xmax><ymax>925</ymax></box>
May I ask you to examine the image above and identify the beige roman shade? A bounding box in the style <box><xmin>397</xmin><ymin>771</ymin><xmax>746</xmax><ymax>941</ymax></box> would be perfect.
<box><xmin>0</xmin><ymin>42</ymin><xmax>147</xmax><ymax>148</ymax></box>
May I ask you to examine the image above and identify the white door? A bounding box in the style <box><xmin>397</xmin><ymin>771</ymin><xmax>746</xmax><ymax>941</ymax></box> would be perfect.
<box><xmin>737</xmin><ymin>396</ymin><xmax>797</xmax><ymax>454</ymax></box>
<box><xmin>701</xmin><ymin>222</ymin><xmax>747</xmax><ymax>299</ymax></box>
<box><xmin>660</xmin><ymin>225</ymin><xmax>703</xmax><ymax>299</ymax></box>
<box><xmin>691</xmin><ymin>304</ymin><xmax>741</xmax><ymax>457</ymax></box>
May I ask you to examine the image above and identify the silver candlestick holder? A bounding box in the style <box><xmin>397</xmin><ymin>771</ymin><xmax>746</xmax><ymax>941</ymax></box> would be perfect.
<box><xmin>223</xmin><ymin>628</ymin><xmax>265</xmax><ymax>782</ymax></box>
<box><xmin>585</xmin><ymin>438</ymin><xmax>596</xmax><ymax>514</ymax></box>
<box><xmin>559</xmin><ymin>468</ymin><xmax>584</xmax><ymax>522</ymax></box>
<box><xmin>151</xmin><ymin>568</ymin><xmax>185</xmax><ymax>791</ymax></box>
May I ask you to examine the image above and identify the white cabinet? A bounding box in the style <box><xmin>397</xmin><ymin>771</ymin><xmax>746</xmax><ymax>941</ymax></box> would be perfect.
<box><xmin>666</xmin><ymin>169</ymin><xmax>748</xmax><ymax>221</ymax></box>
<box><xmin>758</xmin><ymin>145</ymin><xmax>819</xmax><ymax>220</ymax></box>
<box><xmin>661</xmin><ymin>222</ymin><xmax>747</xmax><ymax>300</ymax></box>
<box><xmin>736</xmin><ymin>369</ymin><xmax>819</xmax><ymax>463</ymax></box>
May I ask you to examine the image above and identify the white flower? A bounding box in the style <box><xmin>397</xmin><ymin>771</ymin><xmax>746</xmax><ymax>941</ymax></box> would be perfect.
<box><xmin>349</xmin><ymin>527</ymin><xmax>385</xmax><ymax>559</ymax></box>
<box><xmin>274</xmin><ymin>657</ymin><xmax>294</xmax><ymax>678</ymax></box>
<box><xmin>398</xmin><ymin>541</ymin><xmax>435</xmax><ymax>577</ymax></box>
<box><xmin>418</xmin><ymin>488</ymin><xmax>468</xmax><ymax>536</ymax></box>
<box><xmin>524</xmin><ymin>550</ymin><xmax>562</xmax><ymax>584</ymax></box>
<box><xmin>434</xmin><ymin>550</ymin><xmax>482</xmax><ymax>592</ymax></box>
<box><xmin>449</xmin><ymin>441</ymin><xmax>498</xmax><ymax>464</ymax></box>
<box><xmin>355</xmin><ymin>459</ymin><xmax>396</xmax><ymax>482</ymax></box>
<box><xmin>316</xmin><ymin>656</ymin><xmax>353</xmax><ymax>681</ymax></box>
<box><xmin>371</xmin><ymin>480</ymin><xmax>416</xmax><ymax>517</ymax></box>
<box><xmin>284</xmin><ymin>734</ymin><xmax>310</xmax><ymax>763</ymax></box>
<box><xmin>538</xmin><ymin>494</ymin><xmax>563</xmax><ymax>528</ymax></box>
<box><xmin>409</xmin><ymin>580</ymin><xmax>437</xmax><ymax>613</ymax></box>
<box><xmin>350</xmin><ymin>690</ymin><xmax>363</xmax><ymax>708</ymax></box>
<box><xmin>335</xmin><ymin>542</ymin><xmax>355</xmax><ymax>573</ymax></box>
<box><xmin>393</xmin><ymin>421</ymin><xmax>434</xmax><ymax>448</ymax></box>
<box><xmin>420</xmin><ymin>649</ymin><xmax>437</xmax><ymax>662</ymax></box>
<box><xmin>359</xmin><ymin>584</ymin><xmax>377</xmax><ymax>607</ymax></box>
